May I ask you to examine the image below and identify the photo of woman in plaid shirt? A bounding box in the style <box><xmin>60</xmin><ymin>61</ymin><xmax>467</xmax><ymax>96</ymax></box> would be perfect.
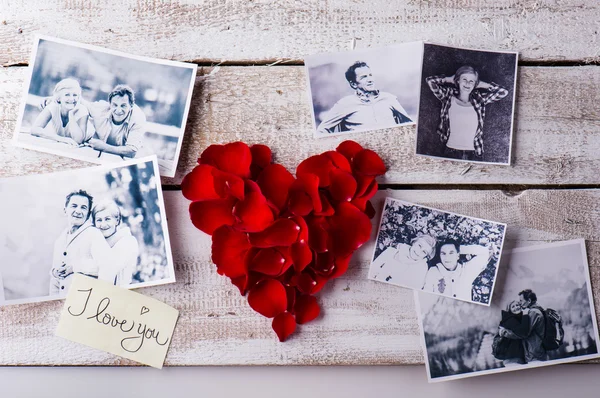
<box><xmin>426</xmin><ymin>66</ymin><xmax>509</xmax><ymax>161</ymax></box>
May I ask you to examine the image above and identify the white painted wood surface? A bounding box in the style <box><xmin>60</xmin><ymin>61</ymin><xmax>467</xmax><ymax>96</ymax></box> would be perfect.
<box><xmin>0</xmin><ymin>190</ymin><xmax>599</xmax><ymax>366</ymax></box>
<box><xmin>2</xmin><ymin>65</ymin><xmax>600</xmax><ymax>186</ymax></box>
<box><xmin>1</xmin><ymin>0</ymin><xmax>600</xmax><ymax>65</ymax></box>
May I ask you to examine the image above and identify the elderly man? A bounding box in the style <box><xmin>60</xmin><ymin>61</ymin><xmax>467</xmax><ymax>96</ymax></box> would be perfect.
<box><xmin>49</xmin><ymin>190</ymin><xmax>111</xmax><ymax>296</ymax></box>
<box><xmin>317</xmin><ymin>61</ymin><xmax>412</xmax><ymax>134</ymax></box>
<box><xmin>86</xmin><ymin>84</ymin><xmax>147</xmax><ymax>158</ymax></box>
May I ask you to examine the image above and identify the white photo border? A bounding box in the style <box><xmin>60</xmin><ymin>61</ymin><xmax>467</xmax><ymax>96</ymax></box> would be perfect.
<box><xmin>369</xmin><ymin>197</ymin><xmax>508</xmax><ymax>306</ymax></box>
<box><xmin>12</xmin><ymin>35</ymin><xmax>198</xmax><ymax>178</ymax></box>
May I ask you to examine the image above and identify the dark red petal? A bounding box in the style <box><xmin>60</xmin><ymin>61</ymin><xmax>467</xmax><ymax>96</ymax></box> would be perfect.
<box><xmin>233</xmin><ymin>192</ymin><xmax>275</xmax><ymax>232</ymax></box>
<box><xmin>248</xmin><ymin>279</ymin><xmax>287</xmax><ymax>318</ymax></box>
<box><xmin>297</xmin><ymin>272</ymin><xmax>318</xmax><ymax>294</ymax></box>
<box><xmin>329</xmin><ymin>202</ymin><xmax>372</xmax><ymax>257</ymax></box>
<box><xmin>250</xmin><ymin>247</ymin><xmax>293</xmax><ymax>276</ymax></box>
<box><xmin>365</xmin><ymin>200</ymin><xmax>376</xmax><ymax>219</ymax></box>
<box><xmin>292</xmin><ymin>216</ymin><xmax>308</xmax><ymax>241</ymax></box>
<box><xmin>329</xmin><ymin>169</ymin><xmax>357</xmax><ymax>202</ymax></box>
<box><xmin>285</xmin><ymin>285</ymin><xmax>296</xmax><ymax>312</ymax></box>
<box><xmin>181</xmin><ymin>165</ymin><xmax>220</xmax><ymax>201</ymax></box>
<box><xmin>291</xmin><ymin>241</ymin><xmax>313</xmax><ymax>272</ymax></box>
<box><xmin>314</xmin><ymin>192</ymin><xmax>335</xmax><ymax>217</ymax></box>
<box><xmin>354</xmin><ymin>175</ymin><xmax>375</xmax><ymax>198</ymax></box>
<box><xmin>330</xmin><ymin>255</ymin><xmax>352</xmax><ymax>279</ymax></box>
<box><xmin>211</xmin><ymin>226</ymin><xmax>252</xmax><ymax>279</ymax></box>
<box><xmin>323</xmin><ymin>151</ymin><xmax>352</xmax><ymax>172</ymax></box>
<box><xmin>250</xmin><ymin>144</ymin><xmax>272</xmax><ymax>169</ymax></box>
<box><xmin>296</xmin><ymin>155</ymin><xmax>333</xmax><ymax>187</ymax></box>
<box><xmin>307</xmin><ymin>216</ymin><xmax>330</xmax><ymax>253</ymax></box>
<box><xmin>272</xmin><ymin>312</ymin><xmax>296</xmax><ymax>342</ymax></box>
<box><xmin>200</xmin><ymin>142</ymin><xmax>252</xmax><ymax>178</ymax></box>
<box><xmin>189</xmin><ymin>198</ymin><xmax>236</xmax><ymax>235</ymax></box>
<box><xmin>230</xmin><ymin>269</ymin><xmax>261</xmax><ymax>296</ymax></box>
<box><xmin>314</xmin><ymin>251</ymin><xmax>335</xmax><ymax>276</ymax></box>
<box><xmin>336</xmin><ymin>140</ymin><xmax>364</xmax><ymax>162</ymax></box>
<box><xmin>212</xmin><ymin>168</ymin><xmax>245</xmax><ymax>201</ymax></box>
<box><xmin>256</xmin><ymin>164</ymin><xmax>295</xmax><ymax>211</ymax></box>
<box><xmin>248</xmin><ymin>219</ymin><xmax>301</xmax><ymax>248</ymax></box>
<box><xmin>353</xmin><ymin>149</ymin><xmax>386</xmax><ymax>176</ymax></box>
<box><xmin>244</xmin><ymin>179</ymin><xmax>262</xmax><ymax>195</ymax></box>
<box><xmin>288</xmin><ymin>174</ymin><xmax>321</xmax><ymax>216</ymax></box>
<box><xmin>294</xmin><ymin>295</ymin><xmax>320</xmax><ymax>324</ymax></box>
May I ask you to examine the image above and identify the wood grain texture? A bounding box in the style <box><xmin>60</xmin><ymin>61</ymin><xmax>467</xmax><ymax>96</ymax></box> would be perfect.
<box><xmin>0</xmin><ymin>189</ymin><xmax>599</xmax><ymax>366</ymax></box>
<box><xmin>2</xmin><ymin>66</ymin><xmax>600</xmax><ymax>185</ymax></box>
<box><xmin>1</xmin><ymin>0</ymin><xmax>600</xmax><ymax>65</ymax></box>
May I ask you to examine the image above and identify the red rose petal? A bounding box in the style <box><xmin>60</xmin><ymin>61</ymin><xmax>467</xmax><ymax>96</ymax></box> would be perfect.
<box><xmin>314</xmin><ymin>192</ymin><xmax>335</xmax><ymax>217</ymax></box>
<box><xmin>211</xmin><ymin>226</ymin><xmax>252</xmax><ymax>279</ymax></box>
<box><xmin>233</xmin><ymin>191</ymin><xmax>275</xmax><ymax>232</ymax></box>
<box><xmin>200</xmin><ymin>142</ymin><xmax>252</xmax><ymax>178</ymax></box>
<box><xmin>365</xmin><ymin>200</ymin><xmax>376</xmax><ymax>219</ymax></box>
<box><xmin>285</xmin><ymin>286</ymin><xmax>296</xmax><ymax>312</ymax></box>
<box><xmin>288</xmin><ymin>174</ymin><xmax>321</xmax><ymax>216</ymax></box>
<box><xmin>354</xmin><ymin>175</ymin><xmax>375</xmax><ymax>198</ymax></box>
<box><xmin>307</xmin><ymin>216</ymin><xmax>330</xmax><ymax>253</ymax></box>
<box><xmin>294</xmin><ymin>295</ymin><xmax>320</xmax><ymax>324</ymax></box>
<box><xmin>296</xmin><ymin>154</ymin><xmax>333</xmax><ymax>187</ymax></box>
<box><xmin>248</xmin><ymin>279</ymin><xmax>287</xmax><ymax>318</ymax></box>
<box><xmin>212</xmin><ymin>168</ymin><xmax>245</xmax><ymax>201</ymax></box>
<box><xmin>314</xmin><ymin>251</ymin><xmax>335</xmax><ymax>276</ymax></box>
<box><xmin>248</xmin><ymin>218</ymin><xmax>301</xmax><ymax>248</ymax></box>
<box><xmin>329</xmin><ymin>169</ymin><xmax>357</xmax><ymax>202</ymax></box>
<box><xmin>297</xmin><ymin>272</ymin><xmax>318</xmax><ymax>294</ymax></box>
<box><xmin>329</xmin><ymin>202</ymin><xmax>372</xmax><ymax>257</ymax></box>
<box><xmin>353</xmin><ymin>149</ymin><xmax>386</xmax><ymax>176</ymax></box>
<box><xmin>256</xmin><ymin>164</ymin><xmax>295</xmax><ymax>212</ymax></box>
<box><xmin>272</xmin><ymin>312</ymin><xmax>296</xmax><ymax>342</ymax></box>
<box><xmin>291</xmin><ymin>241</ymin><xmax>313</xmax><ymax>272</ymax></box>
<box><xmin>323</xmin><ymin>151</ymin><xmax>352</xmax><ymax>172</ymax></box>
<box><xmin>181</xmin><ymin>165</ymin><xmax>220</xmax><ymax>201</ymax></box>
<box><xmin>330</xmin><ymin>255</ymin><xmax>352</xmax><ymax>279</ymax></box>
<box><xmin>250</xmin><ymin>247</ymin><xmax>293</xmax><ymax>276</ymax></box>
<box><xmin>336</xmin><ymin>140</ymin><xmax>364</xmax><ymax>162</ymax></box>
<box><xmin>250</xmin><ymin>144</ymin><xmax>272</xmax><ymax>169</ymax></box>
<box><xmin>230</xmin><ymin>269</ymin><xmax>261</xmax><ymax>296</ymax></box>
<box><xmin>189</xmin><ymin>198</ymin><xmax>236</xmax><ymax>235</ymax></box>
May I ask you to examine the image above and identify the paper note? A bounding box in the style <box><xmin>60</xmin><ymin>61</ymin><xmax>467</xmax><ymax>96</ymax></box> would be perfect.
<box><xmin>56</xmin><ymin>274</ymin><xmax>179</xmax><ymax>369</ymax></box>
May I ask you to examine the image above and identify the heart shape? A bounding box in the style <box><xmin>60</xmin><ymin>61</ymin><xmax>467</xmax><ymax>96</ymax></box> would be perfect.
<box><xmin>140</xmin><ymin>306</ymin><xmax>150</xmax><ymax>315</ymax></box>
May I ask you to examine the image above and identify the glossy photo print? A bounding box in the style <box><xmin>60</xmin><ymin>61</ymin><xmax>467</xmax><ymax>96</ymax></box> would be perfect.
<box><xmin>305</xmin><ymin>42</ymin><xmax>422</xmax><ymax>138</ymax></box>
<box><xmin>369</xmin><ymin>197</ymin><xmax>507</xmax><ymax>306</ymax></box>
<box><xmin>416</xmin><ymin>43</ymin><xmax>518</xmax><ymax>165</ymax></box>
<box><xmin>13</xmin><ymin>36</ymin><xmax>197</xmax><ymax>177</ymax></box>
<box><xmin>0</xmin><ymin>156</ymin><xmax>175</xmax><ymax>306</ymax></box>
<box><xmin>416</xmin><ymin>240</ymin><xmax>600</xmax><ymax>382</ymax></box>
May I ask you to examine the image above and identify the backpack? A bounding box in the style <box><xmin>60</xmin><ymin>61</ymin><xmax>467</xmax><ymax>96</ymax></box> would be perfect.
<box><xmin>533</xmin><ymin>306</ymin><xmax>564</xmax><ymax>351</ymax></box>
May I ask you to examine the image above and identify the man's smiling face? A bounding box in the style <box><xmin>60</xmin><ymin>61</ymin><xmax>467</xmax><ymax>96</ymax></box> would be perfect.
<box><xmin>64</xmin><ymin>195</ymin><xmax>91</xmax><ymax>228</ymax></box>
<box><xmin>352</xmin><ymin>66</ymin><xmax>376</xmax><ymax>92</ymax></box>
<box><xmin>110</xmin><ymin>94</ymin><xmax>132</xmax><ymax>124</ymax></box>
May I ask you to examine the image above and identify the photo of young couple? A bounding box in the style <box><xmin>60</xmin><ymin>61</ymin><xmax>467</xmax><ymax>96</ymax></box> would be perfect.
<box><xmin>369</xmin><ymin>198</ymin><xmax>506</xmax><ymax>305</ymax></box>
<box><xmin>14</xmin><ymin>36</ymin><xmax>197</xmax><ymax>177</ymax></box>
<box><xmin>417</xmin><ymin>240</ymin><xmax>600</xmax><ymax>382</ymax></box>
<box><xmin>0</xmin><ymin>158</ymin><xmax>174</xmax><ymax>306</ymax></box>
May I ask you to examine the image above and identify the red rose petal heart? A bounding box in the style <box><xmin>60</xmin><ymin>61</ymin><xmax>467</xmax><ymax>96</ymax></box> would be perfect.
<box><xmin>248</xmin><ymin>279</ymin><xmax>287</xmax><ymax>318</ymax></box>
<box><xmin>272</xmin><ymin>312</ymin><xmax>296</xmax><ymax>342</ymax></box>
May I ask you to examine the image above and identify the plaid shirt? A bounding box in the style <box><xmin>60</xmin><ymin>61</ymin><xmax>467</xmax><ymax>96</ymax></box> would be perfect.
<box><xmin>426</xmin><ymin>76</ymin><xmax>509</xmax><ymax>155</ymax></box>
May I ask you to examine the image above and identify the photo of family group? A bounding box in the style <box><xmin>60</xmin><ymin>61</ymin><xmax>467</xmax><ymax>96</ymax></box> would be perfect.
<box><xmin>368</xmin><ymin>198</ymin><xmax>507</xmax><ymax>306</ymax></box>
<box><xmin>0</xmin><ymin>157</ymin><xmax>175</xmax><ymax>306</ymax></box>
<box><xmin>416</xmin><ymin>240</ymin><xmax>600</xmax><ymax>382</ymax></box>
<box><xmin>305</xmin><ymin>41</ymin><xmax>422</xmax><ymax>138</ymax></box>
<box><xmin>13</xmin><ymin>36</ymin><xmax>197</xmax><ymax>177</ymax></box>
<box><xmin>416</xmin><ymin>43</ymin><xmax>518</xmax><ymax>164</ymax></box>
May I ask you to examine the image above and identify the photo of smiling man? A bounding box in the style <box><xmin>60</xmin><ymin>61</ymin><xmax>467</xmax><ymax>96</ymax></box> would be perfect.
<box><xmin>305</xmin><ymin>42</ymin><xmax>422</xmax><ymax>138</ymax></box>
<box><xmin>13</xmin><ymin>36</ymin><xmax>197</xmax><ymax>177</ymax></box>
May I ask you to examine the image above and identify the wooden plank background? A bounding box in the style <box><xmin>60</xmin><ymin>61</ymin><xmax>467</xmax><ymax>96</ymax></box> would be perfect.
<box><xmin>0</xmin><ymin>0</ymin><xmax>599</xmax><ymax>366</ymax></box>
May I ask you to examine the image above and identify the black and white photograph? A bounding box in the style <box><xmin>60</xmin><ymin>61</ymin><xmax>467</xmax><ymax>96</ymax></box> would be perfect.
<box><xmin>305</xmin><ymin>42</ymin><xmax>422</xmax><ymax>138</ymax></box>
<box><xmin>415</xmin><ymin>43</ymin><xmax>518</xmax><ymax>165</ymax></box>
<box><xmin>0</xmin><ymin>156</ymin><xmax>175</xmax><ymax>306</ymax></box>
<box><xmin>12</xmin><ymin>36</ymin><xmax>197</xmax><ymax>177</ymax></box>
<box><xmin>416</xmin><ymin>240</ymin><xmax>600</xmax><ymax>382</ymax></box>
<box><xmin>368</xmin><ymin>198</ymin><xmax>507</xmax><ymax>306</ymax></box>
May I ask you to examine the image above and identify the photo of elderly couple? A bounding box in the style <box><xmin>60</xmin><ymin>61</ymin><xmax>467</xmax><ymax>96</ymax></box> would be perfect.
<box><xmin>416</xmin><ymin>240</ymin><xmax>600</xmax><ymax>382</ymax></box>
<box><xmin>368</xmin><ymin>198</ymin><xmax>507</xmax><ymax>306</ymax></box>
<box><xmin>305</xmin><ymin>42</ymin><xmax>517</xmax><ymax>165</ymax></box>
<box><xmin>0</xmin><ymin>157</ymin><xmax>174</xmax><ymax>306</ymax></box>
<box><xmin>13</xmin><ymin>36</ymin><xmax>197</xmax><ymax>177</ymax></box>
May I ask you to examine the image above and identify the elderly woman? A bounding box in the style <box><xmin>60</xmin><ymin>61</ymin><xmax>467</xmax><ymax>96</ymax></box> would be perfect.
<box><xmin>369</xmin><ymin>234</ymin><xmax>437</xmax><ymax>289</ymax></box>
<box><xmin>92</xmin><ymin>200</ymin><xmax>139</xmax><ymax>286</ymax></box>
<box><xmin>422</xmin><ymin>238</ymin><xmax>490</xmax><ymax>301</ymax></box>
<box><xmin>426</xmin><ymin>66</ymin><xmax>509</xmax><ymax>161</ymax></box>
<box><xmin>30</xmin><ymin>78</ymin><xmax>91</xmax><ymax>145</ymax></box>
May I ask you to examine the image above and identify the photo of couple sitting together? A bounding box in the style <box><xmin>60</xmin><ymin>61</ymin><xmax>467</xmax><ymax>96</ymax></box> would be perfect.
<box><xmin>30</xmin><ymin>78</ymin><xmax>146</xmax><ymax>158</ymax></box>
<box><xmin>50</xmin><ymin>189</ymin><xmax>139</xmax><ymax>296</ymax></box>
<box><xmin>493</xmin><ymin>289</ymin><xmax>564</xmax><ymax>366</ymax></box>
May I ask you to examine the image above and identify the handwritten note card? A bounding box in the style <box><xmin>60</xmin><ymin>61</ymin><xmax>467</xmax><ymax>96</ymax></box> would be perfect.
<box><xmin>56</xmin><ymin>274</ymin><xmax>179</xmax><ymax>369</ymax></box>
